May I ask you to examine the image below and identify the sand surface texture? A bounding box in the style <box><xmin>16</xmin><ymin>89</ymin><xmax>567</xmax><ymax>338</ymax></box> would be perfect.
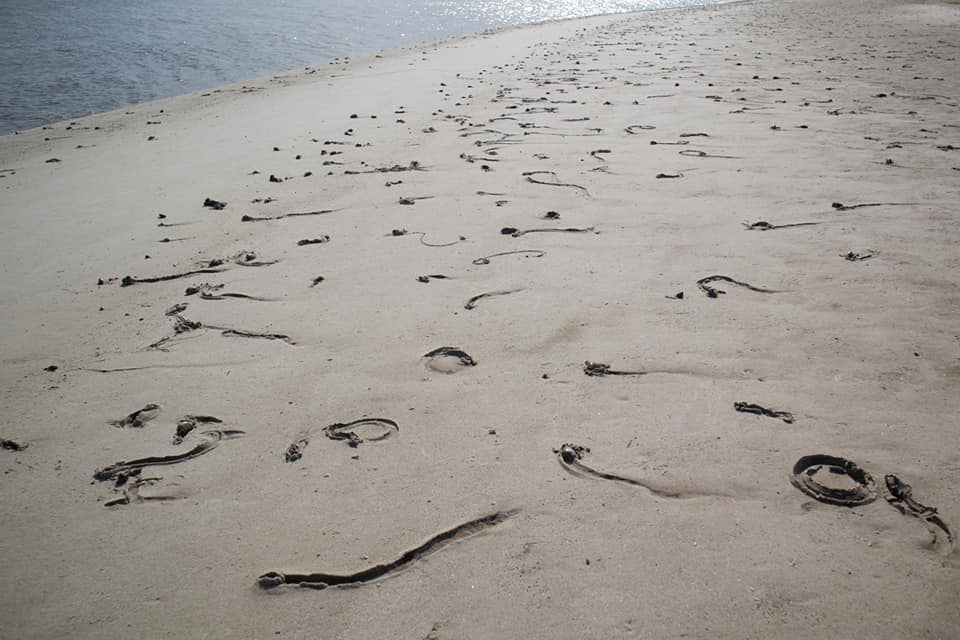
<box><xmin>1</xmin><ymin>0</ymin><xmax>959</xmax><ymax>637</ymax></box>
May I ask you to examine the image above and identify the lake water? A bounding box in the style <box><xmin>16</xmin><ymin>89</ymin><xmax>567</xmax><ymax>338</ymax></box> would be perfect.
<box><xmin>0</xmin><ymin>0</ymin><xmax>730</xmax><ymax>135</ymax></box>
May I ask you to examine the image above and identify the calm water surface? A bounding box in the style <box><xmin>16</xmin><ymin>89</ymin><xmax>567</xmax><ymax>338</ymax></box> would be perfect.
<box><xmin>0</xmin><ymin>0</ymin><xmax>729</xmax><ymax>134</ymax></box>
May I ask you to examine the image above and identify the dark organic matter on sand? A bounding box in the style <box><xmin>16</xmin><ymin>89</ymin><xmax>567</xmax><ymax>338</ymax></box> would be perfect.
<box><xmin>323</xmin><ymin>418</ymin><xmax>398</xmax><ymax>448</ymax></box>
<box><xmin>791</xmin><ymin>454</ymin><xmax>877</xmax><ymax>507</ymax></box>
<box><xmin>257</xmin><ymin>510</ymin><xmax>518</xmax><ymax>590</ymax></box>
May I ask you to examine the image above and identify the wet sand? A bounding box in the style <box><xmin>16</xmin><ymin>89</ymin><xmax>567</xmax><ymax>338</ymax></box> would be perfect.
<box><xmin>1</xmin><ymin>0</ymin><xmax>959</xmax><ymax>637</ymax></box>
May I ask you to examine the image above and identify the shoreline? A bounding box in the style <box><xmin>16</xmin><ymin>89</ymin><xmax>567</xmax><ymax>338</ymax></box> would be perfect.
<box><xmin>2</xmin><ymin>10</ymin><xmax>639</xmax><ymax>138</ymax></box>
<box><xmin>1</xmin><ymin>0</ymin><xmax>959</xmax><ymax>637</ymax></box>
<box><xmin>0</xmin><ymin>0</ymin><xmax>739</xmax><ymax>137</ymax></box>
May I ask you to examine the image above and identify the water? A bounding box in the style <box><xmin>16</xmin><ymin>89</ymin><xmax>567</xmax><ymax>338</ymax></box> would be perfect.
<box><xmin>0</xmin><ymin>0</ymin><xmax>729</xmax><ymax>135</ymax></box>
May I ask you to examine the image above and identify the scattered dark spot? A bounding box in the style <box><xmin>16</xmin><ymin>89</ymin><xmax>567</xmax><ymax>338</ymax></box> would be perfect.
<box><xmin>1</xmin><ymin>439</ymin><xmax>28</xmax><ymax>451</ymax></box>
<box><xmin>297</xmin><ymin>236</ymin><xmax>330</xmax><ymax>246</ymax></box>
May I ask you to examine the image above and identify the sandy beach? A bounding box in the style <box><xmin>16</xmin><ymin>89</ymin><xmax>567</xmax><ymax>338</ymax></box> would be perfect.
<box><xmin>1</xmin><ymin>0</ymin><xmax>959</xmax><ymax>636</ymax></box>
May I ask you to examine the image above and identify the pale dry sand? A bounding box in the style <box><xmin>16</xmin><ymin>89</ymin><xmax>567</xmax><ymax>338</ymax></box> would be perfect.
<box><xmin>1</xmin><ymin>0</ymin><xmax>959</xmax><ymax>637</ymax></box>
